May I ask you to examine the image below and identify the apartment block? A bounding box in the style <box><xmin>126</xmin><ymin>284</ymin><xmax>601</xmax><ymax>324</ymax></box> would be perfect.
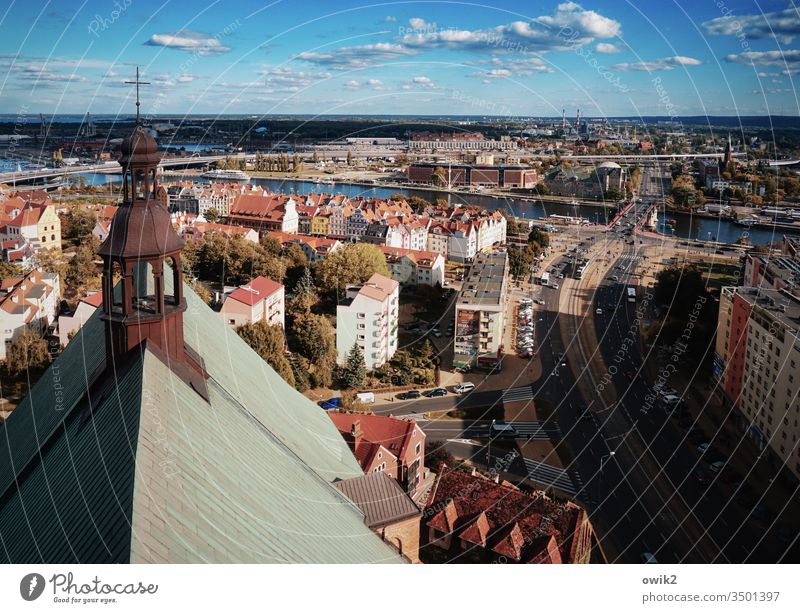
<box><xmin>337</xmin><ymin>273</ymin><xmax>399</xmax><ymax>370</ymax></box>
<box><xmin>453</xmin><ymin>252</ymin><xmax>509</xmax><ymax>369</ymax></box>
<box><xmin>220</xmin><ymin>276</ymin><xmax>285</xmax><ymax>329</ymax></box>
<box><xmin>716</xmin><ymin>286</ymin><xmax>800</xmax><ymax>480</ymax></box>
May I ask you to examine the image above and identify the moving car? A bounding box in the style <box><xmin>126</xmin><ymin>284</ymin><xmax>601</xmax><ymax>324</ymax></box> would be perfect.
<box><xmin>709</xmin><ymin>460</ymin><xmax>726</xmax><ymax>473</ymax></box>
<box><xmin>490</xmin><ymin>422</ymin><xmax>518</xmax><ymax>439</ymax></box>
<box><xmin>424</xmin><ymin>388</ymin><xmax>448</xmax><ymax>397</ymax></box>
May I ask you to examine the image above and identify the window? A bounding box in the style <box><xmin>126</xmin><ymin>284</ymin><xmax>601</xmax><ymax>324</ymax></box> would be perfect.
<box><xmin>415</xmin><ymin>443</ymin><xmax>421</xmax><ymax>454</ymax></box>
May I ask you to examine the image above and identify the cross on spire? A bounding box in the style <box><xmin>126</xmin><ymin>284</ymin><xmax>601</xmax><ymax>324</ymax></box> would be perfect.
<box><xmin>125</xmin><ymin>67</ymin><xmax>150</xmax><ymax>124</ymax></box>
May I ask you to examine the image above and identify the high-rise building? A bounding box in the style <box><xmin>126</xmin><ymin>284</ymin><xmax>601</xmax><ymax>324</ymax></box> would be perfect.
<box><xmin>715</xmin><ymin>286</ymin><xmax>800</xmax><ymax>479</ymax></box>
<box><xmin>337</xmin><ymin>273</ymin><xmax>400</xmax><ymax>370</ymax></box>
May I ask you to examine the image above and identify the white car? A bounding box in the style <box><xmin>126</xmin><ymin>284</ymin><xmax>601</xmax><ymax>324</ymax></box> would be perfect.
<box><xmin>454</xmin><ymin>382</ymin><xmax>475</xmax><ymax>394</ymax></box>
<box><xmin>595</xmin><ymin>308</ymin><xmax>603</xmax><ymax>315</ymax></box>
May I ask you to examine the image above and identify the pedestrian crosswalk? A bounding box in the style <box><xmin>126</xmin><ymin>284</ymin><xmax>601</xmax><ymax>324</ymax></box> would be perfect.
<box><xmin>466</xmin><ymin>420</ymin><xmax>560</xmax><ymax>440</ymax></box>
<box><xmin>521</xmin><ymin>458</ymin><xmax>583</xmax><ymax>497</ymax></box>
<box><xmin>618</xmin><ymin>253</ymin><xmax>641</xmax><ymax>261</ymax></box>
<box><xmin>501</xmin><ymin>386</ymin><xmax>534</xmax><ymax>402</ymax></box>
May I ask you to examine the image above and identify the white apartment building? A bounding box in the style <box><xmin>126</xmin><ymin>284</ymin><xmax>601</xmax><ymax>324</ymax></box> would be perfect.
<box><xmin>0</xmin><ymin>270</ymin><xmax>61</xmax><ymax>360</ymax></box>
<box><xmin>453</xmin><ymin>252</ymin><xmax>508</xmax><ymax>369</ymax></box>
<box><xmin>475</xmin><ymin>213</ymin><xmax>508</xmax><ymax>252</ymax></box>
<box><xmin>716</xmin><ymin>286</ymin><xmax>800</xmax><ymax>480</ymax></box>
<box><xmin>447</xmin><ymin>223</ymin><xmax>478</xmax><ymax>263</ymax></box>
<box><xmin>337</xmin><ymin>273</ymin><xmax>399</xmax><ymax>370</ymax></box>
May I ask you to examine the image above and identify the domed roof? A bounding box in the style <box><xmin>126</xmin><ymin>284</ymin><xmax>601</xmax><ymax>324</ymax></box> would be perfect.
<box><xmin>120</xmin><ymin>124</ymin><xmax>159</xmax><ymax>159</ymax></box>
<box><xmin>596</xmin><ymin>161</ymin><xmax>621</xmax><ymax>170</ymax></box>
<box><xmin>98</xmin><ymin>199</ymin><xmax>184</xmax><ymax>260</ymax></box>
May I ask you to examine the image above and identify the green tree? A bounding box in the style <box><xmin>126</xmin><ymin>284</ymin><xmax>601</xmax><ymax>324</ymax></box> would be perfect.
<box><xmin>204</xmin><ymin>206</ymin><xmax>220</xmax><ymax>223</ymax></box>
<box><xmin>431</xmin><ymin>166</ymin><xmax>447</xmax><ymax>186</ymax></box>
<box><xmin>4</xmin><ymin>328</ymin><xmax>50</xmax><ymax>376</ymax></box>
<box><xmin>236</xmin><ymin>321</ymin><xmax>295</xmax><ymax>387</ymax></box>
<box><xmin>315</xmin><ymin>243</ymin><xmax>391</xmax><ymax>295</ymax></box>
<box><xmin>61</xmin><ymin>208</ymin><xmax>97</xmax><ymax>243</ymax></box>
<box><xmin>65</xmin><ymin>237</ymin><xmax>100</xmax><ymax>294</ymax></box>
<box><xmin>341</xmin><ymin>342</ymin><xmax>367</xmax><ymax>388</ymax></box>
<box><xmin>288</xmin><ymin>265</ymin><xmax>319</xmax><ymax>319</ymax></box>
<box><xmin>527</xmin><ymin>226</ymin><xmax>550</xmax><ymax>249</ymax></box>
<box><xmin>289</xmin><ymin>312</ymin><xmax>337</xmax><ymax>387</ymax></box>
<box><xmin>0</xmin><ymin>261</ymin><xmax>23</xmax><ymax>284</ymax></box>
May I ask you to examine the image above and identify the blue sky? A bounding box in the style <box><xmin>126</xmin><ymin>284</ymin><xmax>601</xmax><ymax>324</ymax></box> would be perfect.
<box><xmin>0</xmin><ymin>0</ymin><xmax>798</xmax><ymax>117</ymax></box>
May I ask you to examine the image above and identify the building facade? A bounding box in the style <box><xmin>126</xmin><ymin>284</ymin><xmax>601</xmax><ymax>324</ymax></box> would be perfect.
<box><xmin>336</xmin><ymin>273</ymin><xmax>399</xmax><ymax>370</ymax></box>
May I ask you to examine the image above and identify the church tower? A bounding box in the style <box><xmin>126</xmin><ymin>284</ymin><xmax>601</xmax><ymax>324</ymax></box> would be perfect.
<box><xmin>98</xmin><ymin>69</ymin><xmax>199</xmax><ymax>376</ymax></box>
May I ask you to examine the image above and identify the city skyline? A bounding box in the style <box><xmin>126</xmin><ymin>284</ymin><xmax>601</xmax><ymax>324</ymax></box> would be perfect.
<box><xmin>1</xmin><ymin>0</ymin><xmax>799</xmax><ymax>117</ymax></box>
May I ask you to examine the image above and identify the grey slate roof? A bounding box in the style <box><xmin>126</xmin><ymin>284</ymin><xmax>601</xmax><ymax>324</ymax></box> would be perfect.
<box><xmin>334</xmin><ymin>472</ymin><xmax>421</xmax><ymax>529</ymax></box>
<box><xmin>0</xmin><ymin>274</ymin><xmax>403</xmax><ymax>564</ymax></box>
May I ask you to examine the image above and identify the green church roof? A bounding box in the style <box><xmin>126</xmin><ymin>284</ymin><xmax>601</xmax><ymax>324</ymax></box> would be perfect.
<box><xmin>0</xmin><ymin>278</ymin><xmax>403</xmax><ymax>564</ymax></box>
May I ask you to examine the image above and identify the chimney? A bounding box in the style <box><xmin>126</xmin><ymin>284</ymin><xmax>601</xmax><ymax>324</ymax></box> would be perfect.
<box><xmin>351</xmin><ymin>419</ymin><xmax>362</xmax><ymax>440</ymax></box>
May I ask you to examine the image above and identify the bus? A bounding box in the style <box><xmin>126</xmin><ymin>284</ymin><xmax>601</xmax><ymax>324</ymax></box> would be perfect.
<box><xmin>540</xmin><ymin>272</ymin><xmax>550</xmax><ymax>286</ymax></box>
<box><xmin>627</xmin><ymin>287</ymin><xmax>636</xmax><ymax>303</ymax></box>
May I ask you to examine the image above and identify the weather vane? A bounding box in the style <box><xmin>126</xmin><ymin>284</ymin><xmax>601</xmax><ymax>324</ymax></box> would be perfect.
<box><xmin>124</xmin><ymin>67</ymin><xmax>150</xmax><ymax>124</ymax></box>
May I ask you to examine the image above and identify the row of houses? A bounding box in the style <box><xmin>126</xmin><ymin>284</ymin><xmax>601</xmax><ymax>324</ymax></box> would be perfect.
<box><xmin>156</xmin><ymin>183</ymin><xmax>509</xmax><ymax>263</ymax></box>
<box><xmin>0</xmin><ymin>270</ymin><xmax>60</xmax><ymax>360</ymax></box>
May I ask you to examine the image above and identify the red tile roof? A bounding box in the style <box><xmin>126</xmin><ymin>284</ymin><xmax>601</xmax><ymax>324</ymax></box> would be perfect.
<box><xmin>329</xmin><ymin>413</ymin><xmax>417</xmax><ymax>472</ymax></box>
<box><xmin>227</xmin><ymin>275</ymin><xmax>283</xmax><ymax>306</ymax></box>
<box><xmin>424</xmin><ymin>468</ymin><xmax>590</xmax><ymax>564</ymax></box>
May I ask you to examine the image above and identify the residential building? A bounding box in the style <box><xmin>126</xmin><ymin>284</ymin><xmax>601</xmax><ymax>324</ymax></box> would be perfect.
<box><xmin>220</xmin><ymin>275</ymin><xmax>285</xmax><ymax>329</ymax></box>
<box><xmin>56</xmin><ymin>291</ymin><xmax>102</xmax><ymax>346</ymax></box>
<box><xmin>310</xmin><ymin>209</ymin><xmax>330</xmax><ymax>236</ymax></box>
<box><xmin>743</xmin><ymin>253</ymin><xmax>800</xmax><ymax>297</ymax></box>
<box><xmin>423</xmin><ymin>468</ymin><xmax>594</xmax><ymax>563</ymax></box>
<box><xmin>329</xmin><ymin>413</ymin><xmax>427</xmax><ymax>500</ymax></box>
<box><xmin>227</xmin><ymin>194</ymin><xmax>299</xmax><ymax>234</ymax></box>
<box><xmin>453</xmin><ymin>252</ymin><xmax>509</xmax><ymax>368</ymax></box>
<box><xmin>426</xmin><ymin>222</ymin><xmax>452</xmax><ymax>259</ymax></box>
<box><xmin>474</xmin><ymin>212</ymin><xmax>508</xmax><ymax>252</ymax></box>
<box><xmin>0</xmin><ymin>198</ymin><xmax>61</xmax><ymax>253</ymax></box>
<box><xmin>336</xmin><ymin>273</ymin><xmax>399</xmax><ymax>370</ymax></box>
<box><xmin>448</xmin><ymin>222</ymin><xmax>478</xmax><ymax>263</ymax></box>
<box><xmin>0</xmin><ymin>270</ymin><xmax>61</xmax><ymax>360</ymax></box>
<box><xmin>715</xmin><ymin>287</ymin><xmax>800</xmax><ymax>480</ymax></box>
<box><xmin>296</xmin><ymin>204</ymin><xmax>318</xmax><ymax>234</ymax></box>
<box><xmin>378</xmin><ymin>246</ymin><xmax>445</xmax><ymax>286</ymax></box>
<box><xmin>266</xmin><ymin>231</ymin><xmax>342</xmax><ymax>263</ymax></box>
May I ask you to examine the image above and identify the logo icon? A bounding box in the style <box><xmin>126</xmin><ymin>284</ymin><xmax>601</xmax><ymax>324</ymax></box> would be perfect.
<box><xmin>20</xmin><ymin>573</ymin><xmax>45</xmax><ymax>601</ymax></box>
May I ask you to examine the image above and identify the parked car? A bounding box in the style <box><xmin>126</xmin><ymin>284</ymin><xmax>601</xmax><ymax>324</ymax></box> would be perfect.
<box><xmin>424</xmin><ymin>388</ymin><xmax>448</xmax><ymax>397</ymax></box>
<box><xmin>356</xmin><ymin>392</ymin><xmax>375</xmax><ymax>404</ymax></box>
<box><xmin>454</xmin><ymin>382</ymin><xmax>475</xmax><ymax>394</ymax></box>
<box><xmin>709</xmin><ymin>460</ymin><xmax>726</xmax><ymax>473</ymax></box>
<box><xmin>595</xmin><ymin>308</ymin><xmax>603</xmax><ymax>315</ymax></box>
<box><xmin>697</xmin><ymin>442</ymin><xmax>711</xmax><ymax>454</ymax></box>
<box><xmin>397</xmin><ymin>390</ymin><xmax>421</xmax><ymax>400</ymax></box>
<box><xmin>317</xmin><ymin>397</ymin><xmax>342</xmax><ymax>410</ymax></box>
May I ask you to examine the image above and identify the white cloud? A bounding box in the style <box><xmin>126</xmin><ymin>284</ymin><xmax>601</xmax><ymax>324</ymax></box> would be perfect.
<box><xmin>366</xmin><ymin>78</ymin><xmax>384</xmax><ymax>90</ymax></box>
<box><xmin>402</xmin><ymin>75</ymin><xmax>436</xmax><ymax>89</ymax></box>
<box><xmin>466</xmin><ymin>56</ymin><xmax>553</xmax><ymax>76</ymax></box>
<box><xmin>144</xmin><ymin>31</ymin><xmax>231</xmax><ymax>54</ymax></box>
<box><xmin>257</xmin><ymin>66</ymin><xmax>331</xmax><ymax>92</ymax></box>
<box><xmin>343</xmin><ymin>79</ymin><xmax>361</xmax><ymax>90</ymax></box>
<box><xmin>409</xmin><ymin>17</ymin><xmax>437</xmax><ymax>30</ymax></box>
<box><xmin>401</xmin><ymin>4</ymin><xmax>620</xmax><ymax>53</ymax></box>
<box><xmin>614</xmin><ymin>55</ymin><xmax>702</xmax><ymax>71</ymax></box>
<box><xmin>703</xmin><ymin>8</ymin><xmax>800</xmax><ymax>44</ymax></box>
<box><xmin>725</xmin><ymin>49</ymin><xmax>800</xmax><ymax>69</ymax></box>
<box><xmin>595</xmin><ymin>42</ymin><xmax>620</xmax><ymax>53</ymax></box>
<box><xmin>384</xmin><ymin>15</ymin><xmax>397</xmax><ymax>22</ymax></box>
<box><xmin>295</xmin><ymin>43</ymin><xmax>417</xmax><ymax>69</ymax></box>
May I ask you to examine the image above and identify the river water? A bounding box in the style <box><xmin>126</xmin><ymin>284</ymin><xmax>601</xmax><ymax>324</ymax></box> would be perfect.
<box><xmin>5</xmin><ymin>158</ymin><xmax>797</xmax><ymax>246</ymax></box>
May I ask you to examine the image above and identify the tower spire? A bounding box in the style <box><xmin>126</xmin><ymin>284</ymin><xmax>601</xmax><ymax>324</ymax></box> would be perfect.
<box><xmin>125</xmin><ymin>67</ymin><xmax>150</xmax><ymax>125</ymax></box>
